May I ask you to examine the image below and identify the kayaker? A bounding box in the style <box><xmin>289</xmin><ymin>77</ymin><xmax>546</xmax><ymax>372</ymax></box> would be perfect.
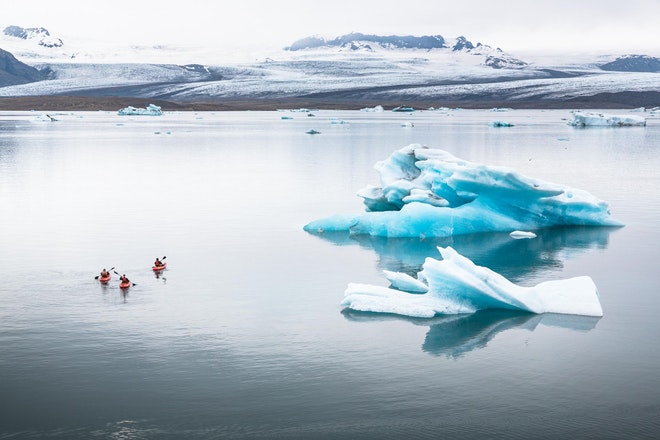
<box><xmin>120</xmin><ymin>274</ymin><xmax>130</xmax><ymax>284</ymax></box>
<box><xmin>154</xmin><ymin>258</ymin><xmax>164</xmax><ymax>267</ymax></box>
<box><xmin>100</xmin><ymin>268</ymin><xmax>110</xmax><ymax>278</ymax></box>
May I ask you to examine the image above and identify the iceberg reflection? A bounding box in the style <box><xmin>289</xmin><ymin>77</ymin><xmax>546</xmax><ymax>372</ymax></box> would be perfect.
<box><xmin>342</xmin><ymin>309</ymin><xmax>600</xmax><ymax>358</ymax></box>
<box><xmin>309</xmin><ymin>225</ymin><xmax>618</xmax><ymax>283</ymax></box>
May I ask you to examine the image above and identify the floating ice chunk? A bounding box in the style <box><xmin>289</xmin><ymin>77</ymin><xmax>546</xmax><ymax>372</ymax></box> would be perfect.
<box><xmin>306</xmin><ymin>129</ymin><xmax>321</xmax><ymax>134</ymax></box>
<box><xmin>360</xmin><ymin>105</ymin><xmax>384</xmax><ymax>112</ymax></box>
<box><xmin>304</xmin><ymin>144</ymin><xmax>622</xmax><ymax>238</ymax></box>
<box><xmin>489</xmin><ymin>120</ymin><xmax>514</xmax><ymax>127</ymax></box>
<box><xmin>510</xmin><ymin>230</ymin><xmax>537</xmax><ymax>239</ymax></box>
<box><xmin>341</xmin><ymin>246</ymin><xmax>603</xmax><ymax>318</ymax></box>
<box><xmin>117</xmin><ymin>104</ymin><xmax>162</xmax><ymax>116</ymax></box>
<box><xmin>567</xmin><ymin>111</ymin><xmax>645</xmax><ymax>127</ymax></box>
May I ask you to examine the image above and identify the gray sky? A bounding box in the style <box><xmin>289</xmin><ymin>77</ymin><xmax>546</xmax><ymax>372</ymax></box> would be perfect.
<box><xmin>3</xmin><ymin>0</ymin><xmax>659</xmax><ymax>54</ymax></box>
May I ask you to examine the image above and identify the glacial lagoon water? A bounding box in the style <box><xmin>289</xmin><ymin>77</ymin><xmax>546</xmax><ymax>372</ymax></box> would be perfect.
<box><xmin>0</xmin><ymin>109</ymin><xmax>658</xmax><ymax>439</ymax></box>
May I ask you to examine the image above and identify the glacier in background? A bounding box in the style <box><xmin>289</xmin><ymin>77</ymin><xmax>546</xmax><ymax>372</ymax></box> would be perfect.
<box><xmin>304</xmin><ymin>144</ymin><xmax>623</xmax><ymax>238</ymax></box>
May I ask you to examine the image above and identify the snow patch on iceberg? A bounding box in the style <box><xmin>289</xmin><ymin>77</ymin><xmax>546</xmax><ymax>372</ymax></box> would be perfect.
<box><xmin>342</xmin><ymin>246</ymin><xmax>603</xmax><ymax>318</ymax></box>
<box><xmin>304</xmin><ymin>144</ymin><xmax>622</xmax><ymax>238</ymax></box>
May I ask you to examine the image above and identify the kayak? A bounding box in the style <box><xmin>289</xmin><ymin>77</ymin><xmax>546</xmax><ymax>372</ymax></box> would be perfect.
<box><xmin>119</xmin><ymin>281</ymin><xmax>131</xmax><ymax>289</ymax></box>
<box><xmin>99</xmin><ymin>275</ymin><xmax>111</xmax><ymax>284</ymax></box>
<box><xmin>152</xmin><ymin>262</ymin><xmax>167</xmax><ymax>272</ymax></box>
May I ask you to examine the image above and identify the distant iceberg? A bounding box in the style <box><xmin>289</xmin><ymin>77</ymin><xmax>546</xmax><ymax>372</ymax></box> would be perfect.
<box><xmin>567</xmin><ymin>111</ymin><xmax>645</xmax><ymax>127</ymax></box>
<box><xmin>342</xmin><ymin>246</ymin><xmax>604</xmax><ymax>317</ymax></box>
<box><xmin>510</xmin><ymin>230</ymin><xmax>537</xmax><ymax>239</ymax></box>
<box><xmin>117</xmin><ymin>104</ymin><xmax>163</xmax><ymax>116</ymax></box>
<box><xmin>304</xmin><ymin>144</ymin><xmax>622</xmax><ymax>238</ymax></box>
<box><xmin>360</xmin><ymin>105</ymin><xmax>384</xmax><ymax>113</ymax></box>
<box><xmin>488</xmin><ymin>120</ymin><xmax>514</xmax><ymax>127</ymax></box>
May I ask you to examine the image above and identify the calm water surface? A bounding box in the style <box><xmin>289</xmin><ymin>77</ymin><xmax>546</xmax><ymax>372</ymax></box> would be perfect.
<box><xmin>1</xmin><ymin>109</ymin><xmax>659</xmax><ymax>439</ymax></box>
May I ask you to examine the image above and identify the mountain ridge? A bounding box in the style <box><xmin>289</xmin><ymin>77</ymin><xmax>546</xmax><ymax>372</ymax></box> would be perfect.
<box><xmin>0</xmin><ymin>27</ymin><xmax>659</xmax><ymax>109</ymax></box>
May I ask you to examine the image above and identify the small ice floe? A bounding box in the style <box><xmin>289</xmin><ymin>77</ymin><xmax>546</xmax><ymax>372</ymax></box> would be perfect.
<box><xmin>392</xmin><ymin>105</ymin><xmax>415</xmax><ymax>112</ymax></box>
<box><xmin>567</xmin><ymin>111</ymin><xmax>646</xmax><ymax>127</ymax></box>
<box><xmin>117</xmin><ymin>104</ymin><xmax>162</xmax><ymax>116</ymax></box>
<box><xmin>510</xmin><ymin>230</ymin><xmax>537</xmax><ymax>239</ymax></box>
<box><xmin>360</xmin><ymin>105</ymin><xmax>384</xmax><ymax>112</ymax></box>
<box><xmin>401</xmin><ymin>121</ymin><xmax>415</xmax><ymax>127</ymax></box>
<box><xmin>43</xmin><ymin>114</ymin><xmax>57</xmax><ymax>122</ymax></box>
<box><xmin>489</xmin><ymin>120</ymin><xmax>514</xmax><ymax>127</ymax></box>
<box><xmin>281</xmin><ymin>116</ymin><xmax>293</xmax><ymax>120</ymax></box>
<box><xmin>306</xmin><ymin>129</ymin><xmax>321</xmax><ymax>135</ymax></box>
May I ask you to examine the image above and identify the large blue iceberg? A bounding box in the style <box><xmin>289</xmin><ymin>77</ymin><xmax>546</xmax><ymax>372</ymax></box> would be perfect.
<box><xmin>342</xmin><ymin>246</ymin><xmax>604</xmax><ymax>317</ymax></box>
<box><xmin>303</xmin><ymin>144</ymin><xmax>622</xmax><ymax>238</ymax></box>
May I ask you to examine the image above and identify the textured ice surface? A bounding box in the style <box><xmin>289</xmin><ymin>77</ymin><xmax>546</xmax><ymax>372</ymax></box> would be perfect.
<box><xmin>304</xmin><ymin>145</ymin><xmax>622</xmax><ymax>238</ymax></box>
<box><xmin>342</xmin><ymin>246</ymin><xmax>604</xmax><ymax>317</ymax></box>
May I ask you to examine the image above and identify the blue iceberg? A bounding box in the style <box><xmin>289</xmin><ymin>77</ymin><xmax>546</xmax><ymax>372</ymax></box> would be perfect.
<box><xmin>342</xmin><ymin>246</ymin><xmax>604</xmax><ymax>317</ymax></box>
<box><xmin>117</xmin><ymin>104</ymin><xmax>163</xmax><ymax>116</ymax></box>
<box><xmin>303</xmin><ymin>144</ymin><xmax>622</xmax><ymax>238</ymax></box>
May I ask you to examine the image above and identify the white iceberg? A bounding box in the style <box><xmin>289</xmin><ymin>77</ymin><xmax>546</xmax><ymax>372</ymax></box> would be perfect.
<box><xmin>567</xmin><ymin>111</ymin><xmax>645</xmax><ymax>127</ymax></box>
<box><xmin>360</xmin><ymin>105</ymin><xmax>384</xmax><ymax>113</ymax></box>
<box><xmin>342</xmin><ymin>246</ymin><xmax>603</xmax><ymax>318</ymax></box>
<box><xmin>117</xmin><ymin>104</ymin><xmax>163</xmax><ymax>116</ymax></box>
<box><xmin>510</xmin><ymin>230</ymin><xmax>537</xmax><ymax>239</ymax></box>
<box><xmin>304</xmin><ymin>144</ymin><xmax>622</xmax><ymax>238</ymax></box>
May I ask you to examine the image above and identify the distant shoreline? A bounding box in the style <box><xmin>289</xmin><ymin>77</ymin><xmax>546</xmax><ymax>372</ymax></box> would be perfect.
<box><xmin>0</xmin><ymin>92</ymin><xmax>657</xmax><ymax>112</ymax></box>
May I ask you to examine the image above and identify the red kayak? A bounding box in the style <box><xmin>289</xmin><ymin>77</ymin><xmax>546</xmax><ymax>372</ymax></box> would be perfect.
<box><xmin>119</xmin><ymin>281</ymin><xmax>131</xmax><ymax>289</ymax></box>
<box><xmin>99</xmin><ymin>274</ymin><xmax>111</xmax><ymax>284</ymax></box>
<box><xmin>152</xmin><ymin>262</ymin><xmax>167</xmax><ymax>272</ymax></box>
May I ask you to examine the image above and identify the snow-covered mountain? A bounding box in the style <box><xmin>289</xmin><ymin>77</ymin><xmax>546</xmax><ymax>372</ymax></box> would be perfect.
<box><xmin>0</xmin><ymin>47</ymin><xmax>47</xmax><ymax>86</ymax></box>
<box><xmin>0</xmin><ymin>26</ymin><xmax>659</xmax><ymax>108</ymax></box>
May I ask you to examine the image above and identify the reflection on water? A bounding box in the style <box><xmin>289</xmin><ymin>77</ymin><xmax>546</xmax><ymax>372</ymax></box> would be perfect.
<box><xmin>308</xmin><ymin>225</ymin><xmax>619</xmax><ymax>282</ymax></box>
<box><xmin>342</xmin><ymin>309</ymin><xmax>601</xmax><ymax>358</ymax></box>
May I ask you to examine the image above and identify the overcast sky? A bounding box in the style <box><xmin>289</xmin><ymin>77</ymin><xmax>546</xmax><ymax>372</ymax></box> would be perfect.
<box><xmin>3</xmin><ymin>0</ymin><xmax>659</xmax><ymax>55</ymax></box>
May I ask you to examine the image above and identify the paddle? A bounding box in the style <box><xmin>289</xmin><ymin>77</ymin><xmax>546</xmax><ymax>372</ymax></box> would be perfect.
<box><xmin>95</xmin><ymin>267</ymin><xmax>115</xmax><ymax>279</ymax></box>
<box><xmin>113</xmin><ymin>270</ymin><xmax>137</xmax><ymax>286</ymax></box>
